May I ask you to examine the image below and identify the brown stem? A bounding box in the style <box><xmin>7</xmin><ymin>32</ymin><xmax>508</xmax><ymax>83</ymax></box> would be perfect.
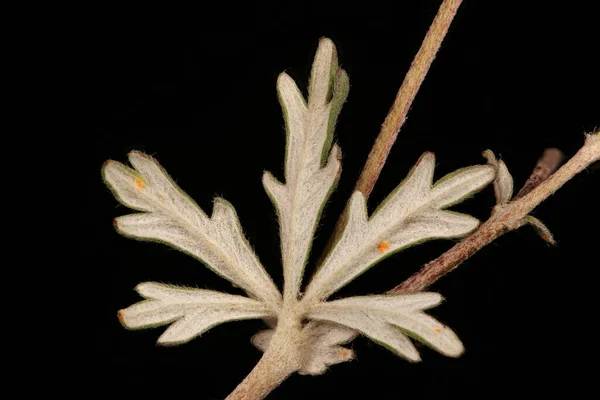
<box><xmin>513</xmin><ymin>147</ymin><xmax>564</xmax><ymax>200</ymax></box>
<box><xmin>324</xmin><ymin>0</ymin><xmax>464</xmax><ymax>254</ymax></box>
<box><xmin>226</xmin><ymin>312</ymin><xmax>302</xmax><ymax>400</ymax></box>
<box><xmin>391</xmin><ymin>133</ymin><xmax>599</xmax><ymax>293</ymax></box>
<box><xmin>391</xmin><ymin>213</ymin><xmax>507</xmax><ymax>293</ymax></box>
<box><xmin>225</xmin><ymin>349</ymin><xmax>296</xmax><ymax>400</ymax></box>
<box><xmin>355</xmin><ymin>0</ymin><xmax>463</xmax><ymax>199</ymax></box>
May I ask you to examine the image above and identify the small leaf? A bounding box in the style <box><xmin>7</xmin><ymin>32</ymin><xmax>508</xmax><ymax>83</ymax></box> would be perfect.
<box><xmin>297</xmin><ymin>321</ymin><xmax>357</xmax><ymax>375</ymax></box>
<box><xmin>524</xmin><ymin>215</ymin><xmax>556</xmax><ymax>245</ymax></box>
<box><xmin>308</xmin><ymin>307</ymin><xmax>421</xmax><ymax>362</ymax></box>
<box><xmin>252</xmin><ymin>322</ymin><xmax>356</xmax><ymax>375</ymax></box>
<box><xmin>483</xmin><ymin>149</ymin><xmax>513</xmax><ymax>204</ymax></box>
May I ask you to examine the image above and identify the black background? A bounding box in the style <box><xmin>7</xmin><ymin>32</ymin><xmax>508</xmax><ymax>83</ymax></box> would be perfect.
<box><xmin>88</xmin><ymin>1</ymin><xmax>599</xmax><ymax>398</ymax></box>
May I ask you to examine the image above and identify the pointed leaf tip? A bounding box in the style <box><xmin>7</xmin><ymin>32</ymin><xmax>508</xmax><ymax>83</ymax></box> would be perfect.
<box><xmin>495</xmin><ymin>160</ymin><xmax>514</xmax><ymax>204</ymax></box>
<box><xmin>309</xmin><ymin>37</ymin><xmax>338</xmax><ymax>106</ymax></box>
<box><xmin>419</xmin><ymin>151</ymin><xmax>435</xmax><ymax>164</ymax></box>
<box><xmin>332</xmin><ymin>68</ymin><xmax>350</xmax><ymax>101</ymax></box>
<box><xmin>483</xmin><ymin>150</ymin><xmax>513</xmax><ymax>204</ymax></box>
<box><xmin>482</xmin><ymin>149</ymin><xmax>497</xmax><ymax>165</ymax></box>
<box><xmin>525</xmin><ymin>216</ymin><xmax>556</xmax><ymax>245</ymax></box>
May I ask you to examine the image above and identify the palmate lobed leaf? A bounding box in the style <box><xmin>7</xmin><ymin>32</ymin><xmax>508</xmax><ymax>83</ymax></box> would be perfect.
<box><xmin>105</xmin><ymin>37</ymin><xmax>498</xmax><ymax>379</ymax></box>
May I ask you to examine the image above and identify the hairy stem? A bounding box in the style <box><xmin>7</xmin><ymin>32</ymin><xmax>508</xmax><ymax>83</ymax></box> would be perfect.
<box><xmin>226</xmin><ymin>312</ymin><xmax>302</xmax><ymax>400</ymax></box>
<box><xmin>391</xmin><ymin>133</ymin><xmax>599</xmax><ymax>293</ymax></box>
<box><xmin>355</xmin><ymin>0</ymin><xmax>463</xmax><ymax>199</ymax></box>
<box><xmin>514</xmin><ymin>147</ymin><xmax>564</xmax><ymax>200</ymax></box>
<box><xmin>324</xmin><ymin>0</ymin><xmax>463</xmax><ymax>253</ymax></box>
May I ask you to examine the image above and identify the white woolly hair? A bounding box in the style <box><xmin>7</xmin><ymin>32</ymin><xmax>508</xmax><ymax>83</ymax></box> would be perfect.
<box><xmin>104</xmin><ymin>37</ymin><xmax>496</xmax><ymax>372</ymax></box>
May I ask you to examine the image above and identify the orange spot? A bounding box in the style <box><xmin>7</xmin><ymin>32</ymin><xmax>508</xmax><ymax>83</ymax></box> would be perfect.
<box><xmin>378</xmin><ymin>241</ymin><xmax>389</xmax><ymax>253</ymax></box>
<box><xmin>338</xmin><ymin>348</ymin><xmax>351</xmax><ymax>357</ymax></box>
<box><xmin>117</xmin><ymin>311</ymin><xmax>124</xmax><ymax>321</ymax></box>
<box><xmin>135</xmin><ymin>178</ymin><xmax>144</xmax><ymax>189</ymax></box>
<box><xmin>435</xmin><ymin>328</ymin><xmax>441</xmax><ymax>333</ymax></box>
